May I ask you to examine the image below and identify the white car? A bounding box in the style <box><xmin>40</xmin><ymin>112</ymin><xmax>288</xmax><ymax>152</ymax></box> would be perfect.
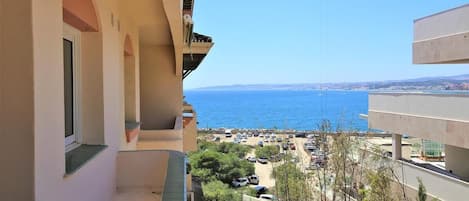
<box><xmin>241</xmin><ymin>139</ymin><xmax>247</xmax><ymax>143</ymax></box>
<box><xmin>246</xmin><ymin>156</ymin><xmax>257</xmax><ymax>163</ymax></box>
<box><xmin>259</xmin><ymin>194</ymin><xmax>277</xmax><ymax>200</ymax></box>
<box><xmin>259</xmin><ymin>134</ymin><xmax>264</xmax><ymax>138</ymax></box>
<box><xmin>232</xmin><ymin>178</ymin><xmax>249</xmax><ymax>187</ymax></box>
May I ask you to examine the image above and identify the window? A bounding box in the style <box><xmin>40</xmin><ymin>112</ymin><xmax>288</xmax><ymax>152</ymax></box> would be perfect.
<box><xmin>63</xmin><ymin>23</ymin><xmax>81</xmax><ymax>151</ymax></box>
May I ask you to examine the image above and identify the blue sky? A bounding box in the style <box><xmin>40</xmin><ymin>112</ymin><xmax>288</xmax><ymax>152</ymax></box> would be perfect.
<box><xmin>185</xmin><ymin>1</ymin><xmax>469</xmax><ymax>89</ymax></box>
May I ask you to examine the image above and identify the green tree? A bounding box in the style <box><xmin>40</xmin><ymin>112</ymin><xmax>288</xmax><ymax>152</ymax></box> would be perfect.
<box><xmin>365</xmin><ymin>168</ymin><xmax>393</xmax><ymax>201</ymax></box>
<box><xmin>202</xmin><ymin>180</ymin><xmax>241</xmax><ymax>201</ymax></box>
<box><xmin>189</xmin><ymin>149</ymin><xmax>254</xmax><ymax>184</ymax></box>
<box><xmin>272</xmin><ymin>161</ymin><xmax>313</xmax><ymax>201</ymax></box>
<box><xmin>255</xmin><ymin>145</ymin><xmax>279</xmax><ymax>158</ymax></box>
<box><xmin>217</xmin><ymin>142</ymin><xmax>250</xmax><ymax>158</ymax></box>
<box><xmin>417</xmin><ymin>177</ymin><xmax>427</xmax><ymax>201</ymax></box>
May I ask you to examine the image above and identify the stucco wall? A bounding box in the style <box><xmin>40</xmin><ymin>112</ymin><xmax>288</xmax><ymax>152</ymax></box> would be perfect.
<box><xmin>2</xmin><ymin>0</ymin><xmax>182</xmax><ymax>200</ymax></box>
<box><xmin>0</xmin><ymin>1</ymin><xmax>35</xmax><ymax>200</ymax></box>
<box><xmin>413</xmin><ymin>5</ymin><xmax>469</xmax><ymax>64</ymax></box>
<box><xmin>30</xmin><ymin>0</ymin><xmax>127</xmax><ymax>200</ymax></box>
<box><xmin>117</xmin><ymin>151</ymin><xmax>169</xmax><ymax>193</ymax></box>
<box><xmin>393</xmin><ymin>160</ymin><xmax>469</xmax><ymax>201</ymax></box>
<box><xmin>445</xmin><ymin>144</ymin><xmax>469</xmax><ymax>180</ymax></box>
<box><xmin>140</xmin><ymin>45</ymin><xmax>183</xmax><ymax>130</ymax></box>
<box><xmin>184</xmin><ymin>116</ymin><xmax>198</xmax><ymax>152</ymax></box>
<box><xmin>414</xmin><ymin>5</ymin><xmax>469</xmax><ymax>41</ymax></box>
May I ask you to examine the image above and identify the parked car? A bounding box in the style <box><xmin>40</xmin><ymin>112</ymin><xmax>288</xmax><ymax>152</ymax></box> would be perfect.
<box><xmin>259</xmin><ymin>133</ymin><xmax>264</xmax><ymax>138</ymax></box>
<box><xmin>254</xmin><ymin>186</ymin><xmax>268</xmax><ymax>197</ymax></box>
<box><xmin>257</xmin><ymin>157</ymin><xmax>269</xmax><ymax>164</ymax></box>
<box><xmin>304</xmin><ymin>143</ymin><xmax>316</xmax><ymax>151</ymax></box>
<box><xmin>258</xmin><ymin>141</ymin><xmax>264</xmax><ymax>147</ymax></box>
<box><xmin>269</xmin><ymin>138</ymin><xmax>275</xmax><ymax>142</ymax></box>
<box><xmin>259</xmin><ymin>194</ymin><xmax>277</xmax><ymax>200</ymax></box>
<box><xmin>305</xmin><ymin>162</ymin><xmax>319</xmax><ymax>170</ymax></box>
<box><xmin>247</xmin><ymin>156</ymin><xmax>257</xmax><ymax>163</ymax></box>
<box><xmin>254</xmin><ymin>132</ymin><xmax>259</xmax><ymax>137</ymax></box>
<box><xmin>211</xmin><ymin>136</ymin><xmax>220</xmax><ymax>142</ymax></box>
<box><xmin>241</xmin><ymin>139</ymin><xmax>247</xmax><ymax>143</ymax></box>
<box><xmin>290</xmin><ymin>156</ymin><xmax>299</xmax><ymax>163</ymax></box>
<box><xmin>263</xmin><ymin>138</ymin><xmax>269</xmax><ymax>142</ymax></box>
<box><xmin>276</xmin><ymin>138</ymin><xmax>283</xmax><ymax>142</ymax></box>
<box><xmin>265</xmin><ymin>135</ymin><xmax>270</xmax><ymax>139</ymax></box>
<box><xmin>248</xmin><ymin>175</ymin><xmax>259</xmax><ymax>185</ymax></box>
<box><xmin>288</xmin><ymin>134</ymin><xmax>294</xmax><ymax>138</ymax></box>
<box><xmin>290</xmin><ymin>143</ymin><xmax>296</xmax><ymax>150</ymax></box>
<box><xmin>307</xmin><ymin>134</ymin><xmax>315</xmax><ymax>139</ymax></box>
<box><xmin>271</xmin><ymin>135</ymin><xmax>276</xmax><ymax>139</ymax></box>
<box><xmin>225</xmin><ymin>129</ymin><xmax>232</xmax><ymax>137</ymax></box>
<box><xmin>232</xmin><ymin>178</ymin><xmax>249</xmax><ymax>187</ymax></box>
<box><xmin>295</xmin><ymin>133</ymin><xmax>306</xmax><ymax>138</ymax></box>
<box><xmin>270</xmin><ymin>155</ymin><xmax>281</xmax><ymax>162</ymax></box>
<box><xmin>282</xmin><ymin>143</ymin><xmax>289</xmax><ymax>150</ymax></box>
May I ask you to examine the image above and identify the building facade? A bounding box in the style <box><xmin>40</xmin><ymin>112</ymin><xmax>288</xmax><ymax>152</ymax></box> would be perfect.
<box><xmin>368</xmin><ymin>4</ymin><xmax>469</xmax><ymax>200</ymax></box>
<box><xmin>0</xmin><ymin>0</ymin><xmax>212</xmax><ymax>200</ymax></box>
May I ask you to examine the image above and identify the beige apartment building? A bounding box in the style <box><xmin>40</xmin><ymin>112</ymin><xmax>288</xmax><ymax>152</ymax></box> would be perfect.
<box><xmin>0</xmin><ymin>0</ymin><xmax>212</xmax><ymax>201</ymax></box>
<box><xmin>368</xmin><ymin>4</ymin><xmax>469</xmax><ymax>201</ymax></box>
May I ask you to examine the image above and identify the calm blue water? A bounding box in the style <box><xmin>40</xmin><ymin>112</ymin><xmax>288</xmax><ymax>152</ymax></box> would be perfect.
<box><xmin>184</xmin><ymin>90</ymin><xmax>368</xmax><ymax>131</ymax></box>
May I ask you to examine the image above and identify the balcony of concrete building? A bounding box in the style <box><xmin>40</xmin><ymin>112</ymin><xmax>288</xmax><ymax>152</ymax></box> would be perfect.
<box><xmin>368</xmin><ymin>91</ymin><xmax>469</xmax><ymax>149</ymax></box>
<box><xmin>115</xmin><ymin>150</ymin><xmax>188</xmax><ymax>201</ymax></box>
<box><xmin>183</xmin><ymin>103</ymin><xmax>198</xmax><ymax>152</ymax></box>
<box><xmin>182</xmin><ymin>32</ymin><xmax>214</xmax><ymax>79</ymax></box>
<box><xmin>367</xmin><ymin>91</ymin><xmax>469</xmax><ymax>200</ymax></box>
<box><xmin>413</xmin><ymin>4</ymin><xmax>469</xmax><ymax>64</ymax></box>
<box><xmin>137</xmin><ymin>116</ymin><xmax>184</xmax><ymax>152</ymax></box>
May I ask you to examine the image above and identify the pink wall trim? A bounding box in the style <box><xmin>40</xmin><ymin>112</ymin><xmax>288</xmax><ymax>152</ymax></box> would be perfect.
<box><xmin>124</xmin><ymin>35</ymin><xmax>134</xmax><ymax>56</ymax></box>
<box><xmin>125</xmin><ymin>127</ymin><xmax>140</xmax><ymax>143</ymax></box>
<box><xmin>63</xmin><ymin>0</ymin><xmax>99</xmax><ymax>32</ymax></box>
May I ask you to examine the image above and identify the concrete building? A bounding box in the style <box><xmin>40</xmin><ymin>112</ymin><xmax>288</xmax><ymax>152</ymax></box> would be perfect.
<box><xmin>368</xmin><ymin>4</ymin><xmax>469</xmax><ymax>200</ymax></box>
<box><xmin>0</xmin><ymin>0</ymin><xmax>212</xmax><ymax>201</ymax></box>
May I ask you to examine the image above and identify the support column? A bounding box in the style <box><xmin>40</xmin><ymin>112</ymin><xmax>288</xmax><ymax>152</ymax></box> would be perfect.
<box><xmin>0</xmin><ymin>1</ymin><xmax>35</xmax><ymax>200</ymax></box>
<box><xmin>445</xmin><ymin>144</ymin><xmax>469</xmax><ymax>180</ymax></box>
<box><xmin>392</xmin><ymin>134</ymin><xmax>402</xmax><ymax>160</ymax></box>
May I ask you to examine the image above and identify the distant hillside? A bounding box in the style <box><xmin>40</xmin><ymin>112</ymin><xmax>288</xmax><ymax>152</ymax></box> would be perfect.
<box><xmin>191</xmin><ymin>74</ymin><xmax>469</xmax><ymax>91</ymax></box>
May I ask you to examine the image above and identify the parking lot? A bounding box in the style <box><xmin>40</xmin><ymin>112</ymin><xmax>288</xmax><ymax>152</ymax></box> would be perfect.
<box><xmin>218</xmin><ymin>133</ymin><xmax>309</xmax><ymax>189</ymax></box>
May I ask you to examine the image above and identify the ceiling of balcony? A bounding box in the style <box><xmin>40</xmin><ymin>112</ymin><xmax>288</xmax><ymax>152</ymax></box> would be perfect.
<box><xmin>118</xmin><ymin>0</ymin><xmax>172</xmax><ymax>45</ymax></box>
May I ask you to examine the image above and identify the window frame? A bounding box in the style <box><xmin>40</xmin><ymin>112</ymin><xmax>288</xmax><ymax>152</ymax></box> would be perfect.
<box><xmin>63</xmin><ymin>23</ymin><xmax>82</xmax><ymax>152</ymax></box>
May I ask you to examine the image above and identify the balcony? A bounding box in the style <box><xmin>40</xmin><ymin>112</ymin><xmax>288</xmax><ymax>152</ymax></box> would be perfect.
<box><xmin>116</xmin><ymin>150</ymin><xmax>186</xmax><ymax>201</ymax></box>
<box><xmin>137</xmin><ymin>116</ymin><xmax>184</xmax><ymax>152</ymax></box>
<box><xmin>368</xmin><ymin>92</ymin><xmax>469</xmax><ymax>149</ymax></box>
<box><xmin>183</xmin><ymin>105</ymin><xmax>198</xmax><ymax>152</ymax></box>
<box><xmin>413</xmin><ymin>5</ymin><xmax>469</xmax><ymax>64</ymax></box>
<box><xmin>182</xmin><ymin>33</ymin><xmax>214</xmax><ymax>79</ymax></box>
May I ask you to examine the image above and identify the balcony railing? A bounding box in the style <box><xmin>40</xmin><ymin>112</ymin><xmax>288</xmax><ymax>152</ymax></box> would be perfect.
<box><xmin>395</xmin><ymin>159</ymin><xmax>469</xmax><ymax>200</ymax></box>
<box><xmin>137</xmin><ymin>116</ymin><xmax>184</xmax><ymax>151</ymax></box>
<box><xmin>116</xmin><ymin>150</ymin><xmax>186</xmax><ymax>201</ymax></box>
<box><xmin>183</xmin><ymin>110</ymin><xmax>197</xmax><ymax>152</ymax></box>
<box><xmin>360</xmin><ymin>146</ymin><xmax>469</xmax><ymax>201</ymax></box>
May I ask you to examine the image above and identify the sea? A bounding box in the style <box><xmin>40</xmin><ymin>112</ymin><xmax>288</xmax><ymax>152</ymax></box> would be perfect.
<box><xmin>184</xmin><ymin>90</ymin><xmax>369</xmax><ymax>131</ymax></box>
